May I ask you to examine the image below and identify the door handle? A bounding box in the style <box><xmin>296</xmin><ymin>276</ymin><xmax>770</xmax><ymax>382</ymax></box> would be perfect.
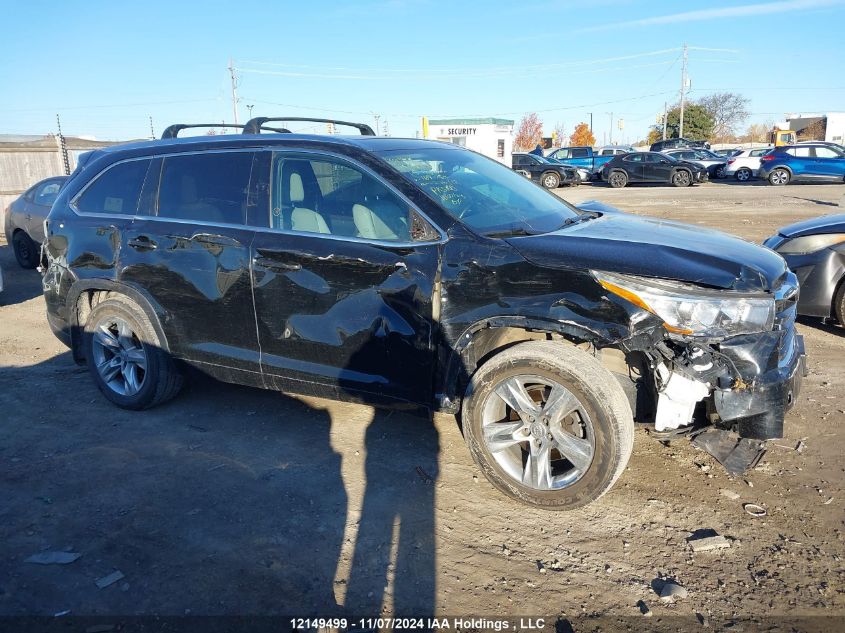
<box><xmin>191</xmin><ymin>233</ymin><xmax>242</xmax><ymax>248</ymax></box>
<box><xmin>127</xmin><ymin>235</ymin><xmax>157</xmax><ymax>250</ymax></box>
<box><xmin>252</xmin><ymin>256</ymin><xmax>301</xmax><ymax>271</ymax></box>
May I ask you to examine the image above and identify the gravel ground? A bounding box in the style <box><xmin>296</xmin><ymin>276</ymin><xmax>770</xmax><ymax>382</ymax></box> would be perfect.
<box><xmin>1</xmin><ymin>180</ymin><xmax>844</xmax><ymax>629</ymax></box>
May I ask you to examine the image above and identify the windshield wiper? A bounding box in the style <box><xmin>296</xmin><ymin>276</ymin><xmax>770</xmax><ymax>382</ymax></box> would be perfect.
<box><xmin>557</xmin><ymin>211</ymin><xmax>600</xmax><ymax>230</ymax></box>
<box><xmin>484</xmin><ymin>227</ymin><xmax>536</xmax><ymax>238</ymax></box>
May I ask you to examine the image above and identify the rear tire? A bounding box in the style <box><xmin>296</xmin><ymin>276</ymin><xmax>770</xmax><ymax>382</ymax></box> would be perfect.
<box><xmin>13</xmin><ymin>231</ymin><xmax>40</xmax><ymax>269</ymax></box>
<box><xmin>541</xmin><ymin>171</ymin><xmax>561</xmax><ymax>189</ymax></box>
<box><xmin>461</xmin><ymin>341</ymin><xmax>634</xmax><ymax>510</ymax></box>
<box><xmin>671</xmin><ymin>169</ymin><xmax>692</xmax><ymax>187</ymax></box>
<box><xmin>736</xmin><ymin>168</ymin><xmax>752</xmax><ymax>182</ymax></box>
<box><xmin>769</xmin><ymin>168</ymin><xmax>790</xmax><ymax>186</ymax></box>
<box><xmin>82</xmin><ymin>295</ymin><xmax>183</xmax><ymax>410</ymax></box>
<box><xmin>608</xmin><ymin>171</ymin><xmax>628</xmax><ymax>188</ymax></box>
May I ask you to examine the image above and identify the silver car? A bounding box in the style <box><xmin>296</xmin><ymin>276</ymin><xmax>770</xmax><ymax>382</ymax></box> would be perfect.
<box><xmin>664</xmin><ymin>148</ymin><xmax>727</xmax><ymax>179</ymax></box>
<box><xmin>3</xmin><ymin>176</ymin><xmax>67</xmax><ymax>268</ymax></box>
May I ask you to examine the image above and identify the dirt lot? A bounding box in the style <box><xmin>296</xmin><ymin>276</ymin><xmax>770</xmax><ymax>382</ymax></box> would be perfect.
<box><xmin>1</xmin><ymin>180</ymin><xmax>844</xmax><ymax>629</ymax></box>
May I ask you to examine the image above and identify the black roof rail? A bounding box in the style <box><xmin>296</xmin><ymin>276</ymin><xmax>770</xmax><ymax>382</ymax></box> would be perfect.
<box><xmin>242</xmin><ymin>117</ymin><xmax>376</xmax><ymax>136</ymax></box>
<box><xmin>161</xmin><ymin>123</ymin><xmax>245</xmax><ymax>139</ymax></box>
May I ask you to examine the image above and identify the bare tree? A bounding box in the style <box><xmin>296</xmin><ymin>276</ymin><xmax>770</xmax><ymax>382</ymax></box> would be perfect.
<box><xmin>514</xmin><ymin>113</ymin><xmax>544</xmax><ymax>152</ymax></box>
<box><xmin>697</xmin><ymin>92</ymin><xmax>751</xmax><ymax>142</ymax></box>
<box><xmin>552</xmin><ymin>121</ymin><xmax>567</xmax><ymax>147</ymax></box>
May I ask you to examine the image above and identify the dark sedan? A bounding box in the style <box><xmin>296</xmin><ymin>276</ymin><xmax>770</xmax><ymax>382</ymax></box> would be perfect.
<box><xmin>764</xmin><ymin>213</ymin><xmax>845</xmax><ymax>324</ymax></box>
<box><xmin>4</xmin><ymin>175</ymin><xmax>68</xmax><ymax>268</ymax></box>
<box><xmin>600</xmin><ymin>152</ymin><xmax>708</xmax><ymax>188</ymax></box>
<box><xmin>511</xmin><ymin>153</ymin><xmax>580</xmax><ymax>188</ymax></box>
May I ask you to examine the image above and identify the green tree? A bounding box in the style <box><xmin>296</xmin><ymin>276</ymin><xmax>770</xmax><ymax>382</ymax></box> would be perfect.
<box><xmin>653</xmin><ymin>104</ymin><xmax>715</xmax><ymax>141</ymax></box>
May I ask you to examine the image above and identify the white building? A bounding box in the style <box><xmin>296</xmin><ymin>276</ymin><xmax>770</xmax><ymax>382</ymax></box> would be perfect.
<box><xmin>779</xmin><ymin>112</ymin><xmax>845</xmax><ymax>143</ymax></box>
<box><xmin>423</xmin><ymin>117</ymin><xmax>514</xmax><ymax>165</ymax></box>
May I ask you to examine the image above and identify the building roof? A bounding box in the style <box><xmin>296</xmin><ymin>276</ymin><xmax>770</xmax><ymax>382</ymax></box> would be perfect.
<box><xmin>428</xmin><ymin>117</ymin><xmax>514</xmax><ymax>126</ymax></box>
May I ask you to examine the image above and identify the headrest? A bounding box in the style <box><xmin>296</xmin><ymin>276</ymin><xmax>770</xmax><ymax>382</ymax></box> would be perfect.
<box><xmin>289</xmin><ymin>172</ymin><xmax>305</xmax><ymax>204</ymax></box>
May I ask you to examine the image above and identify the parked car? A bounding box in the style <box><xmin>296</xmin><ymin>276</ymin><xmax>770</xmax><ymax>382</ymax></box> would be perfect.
<box><xmin>714</xmin><ymin>148</ymin><xmax>742</xmax><ymax>158</ymax></box>
<box><xmin>600</xmin><ymin>151</ymin><xmax>709</xmax><ymax>188</ymax></box>
<box><xmin>724</xmin><ymin>147</ymin><xmax>773</xmax><ymax>181</ymax></box>
<box><xmin>545</xmin><ymin>146</ymin><xmax>615</xmax><ymax>179</ymax></box>
<box><xmin>0</xmin><ymin>262</ymin><xmax>4</xmax><ymax>295</ymax></box>
<box><xmin>664</xmin><ymin>148</ymin><xmax>728</xmax><ymax>179</ymax></box>
<box><xmin>43</xmin><ymin>117</ymin><xmax>805</xmax><ymax>509</ymax></box>
<box><xmin>759</xmin><ymin>143</ymin><xmax>845</xmax><ymax>185</ymax></box>
<box><xmin>4</xmin><ymin>175</ymin><xmax>68</xmax><ymax>268</ymax></box>
<box><xmin>511</xmin><ymin>153</ymin><xmax>580</xmax><ymax>188</ymax></box>
<box><xmin>595</xmin><ymin>145</ymin><xmax>635</xmax><ymax>157</ymax></box>
<box><xmin>649</xmin><ymin>138</ymin><xmax>710</xmax><ymax>152</ymax></box>
<box><xmin>764</xmin><ymin>214</ymin><xmax>845</xmax><ymax>324</ymax></box>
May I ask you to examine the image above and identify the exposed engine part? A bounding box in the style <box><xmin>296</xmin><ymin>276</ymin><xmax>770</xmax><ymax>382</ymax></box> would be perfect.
<box><xmin>691</xmin><ymin>428</ymin><xmax>767</xmax><ymax>475</ymax></box>
<box><xmin>654</xmin><ymin>362</ymin><xmax>711</xmax><ymax>431</ymax></box>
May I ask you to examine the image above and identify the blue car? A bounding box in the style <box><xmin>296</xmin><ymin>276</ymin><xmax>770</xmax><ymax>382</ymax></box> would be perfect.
<box><xmin>759</xmin><ymin>143</ymin><xmax>845</xmax><ymax>185</ymax></box>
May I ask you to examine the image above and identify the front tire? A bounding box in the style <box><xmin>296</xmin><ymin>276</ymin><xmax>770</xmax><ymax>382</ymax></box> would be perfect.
<box><xmin>541</xmin><ymin>171</ymin><xmax>561</xmax><ymax>189</ymax></box>
<box><xmin>736</xmin><ymin>168</ymin><xmax>752</xmax><ymax>182</ymax></box>
<box><xmin>461</xmin><ymin>341</ymin><xmax>634</xmax><ymax>510</ymax></box>
<box><xmin>769</xmin><ymin>168</ymin><xmax>791</xmax><ymax>186</ymax></box>
<box><xmin>608</xmin><ymin>171</ymin><xmax>628</xmax><ymax>188</ymax></box>
<box><xmin>834</xmin><ymin>279</ymin><xmax>845</xmax><ymax>326</ymax></box>
<box><xmin>671</xmin><ymin>169</ymin><xmax>692</xmax><ymax>187</ymax></box>
<box><xmin>82</xmin><ymin>295</ymin><xmax>183</xmax><ymax>410</ymax></box>
<box><xmin>13</xmin><ymin>231</ymin><xmax>40</xmax><ymax>269</ymax></box>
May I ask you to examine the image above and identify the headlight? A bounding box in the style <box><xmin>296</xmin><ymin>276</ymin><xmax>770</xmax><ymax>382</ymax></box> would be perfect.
<box><xmin>594</xmin><ymin>271</ymin><xmax>775</xmax><ymax>338</ymax></box>
<box><xmin>775</xmin><ymin>233</ymin><xmax>845</xmax><ymax>255</ymax></box>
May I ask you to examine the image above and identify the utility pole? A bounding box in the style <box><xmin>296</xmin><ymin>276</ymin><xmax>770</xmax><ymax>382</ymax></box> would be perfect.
<box><xmin>373</xmin><ymin>113</ymin><xmax>381</xmax><ymax>136</ymax></box>
<box><xmin>149</xmin><ymin>116</ymin><xmax>155</xmax><ymax>140</ymax></box>
<box><xmin>679</xmin><ymin>43</ymin><xmax>688</xmax><ymax>139</ymax></box>
<box><xmin>56</xmin><ymin>114</ymin><xmax>70</xmax><ymax>175</ymax></box>
<box><xmin>662</xmin><ymin>102</ymin><xmax>668</xmax><ymax>140</ymax></box>
<box><xmin>588</xmin><ymin>112</ymin><xmax>593</xmax><ymax>134</ymax></box>
<box><xmin>607</xmin><ymin>112</ymin><xmax>613</xmax><ymax>144</ymax></box>
<box><xmin>228</xmin><ymin>58</ymin><xmax>239</xmax><ymax>125</ymax></box>
<box><xmin>246</xmin><ymin>104</ymin><xmax>254</xmax><ymax>119</ymax></box>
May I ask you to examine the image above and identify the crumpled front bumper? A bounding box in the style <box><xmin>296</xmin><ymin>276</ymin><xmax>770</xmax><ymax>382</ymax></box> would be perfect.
<box><xmin>711</xmin><ymin>272</ymin><xmax>806</xmax><ymax>440</ymax></box>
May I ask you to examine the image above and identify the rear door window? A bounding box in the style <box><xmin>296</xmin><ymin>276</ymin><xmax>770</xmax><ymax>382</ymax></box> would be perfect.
<box><xmin>157</xmin><ymin>152</ymin><xmax>255</xmax><ymax>225</ymax></box>
<box><xmin>570</xmin><ymin>148</ymin><xmax>589</xmax><ymax>158</ymax></box>
<box><xmin>786</xmin><ymin>147</ymin><xmax>812</xmax><ymax>158</ymax></box>
<box><xmin>75</xmin><ymin>159</ymin><xmax>151</xmax><ymax>215</ymax></box>
<box><xmin>34</xmin><ymin>180</ymin><xmax>63</xmax><ymax>206</ymax></box>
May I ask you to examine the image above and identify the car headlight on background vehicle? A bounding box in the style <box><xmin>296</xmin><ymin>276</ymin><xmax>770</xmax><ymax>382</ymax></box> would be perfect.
<box><xmin>775</xmin><ymin>234</ymin><xmax>845</xmax><ymax>255</ymax></box>
<box><xmin>594</xmin><ymin>271</ymin><xmax>775</xmax><ymax>338</ymax></box>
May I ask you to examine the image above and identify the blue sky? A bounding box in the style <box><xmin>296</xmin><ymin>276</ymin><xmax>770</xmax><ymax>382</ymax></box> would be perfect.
<box><xmin>1</xmin><ymin>0</ymin><xmax>843</xmax><ymax>142</ymax></box>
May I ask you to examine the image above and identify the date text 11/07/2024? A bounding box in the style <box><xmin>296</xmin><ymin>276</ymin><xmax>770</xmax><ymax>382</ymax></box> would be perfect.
<box><xmin>290</xmin><ymin>617</ymin><xmax>547</xmax><ymax>630</ymax></box>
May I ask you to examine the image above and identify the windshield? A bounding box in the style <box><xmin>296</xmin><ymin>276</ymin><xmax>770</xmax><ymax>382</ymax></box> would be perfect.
<box><xmin>377</xmin><ymin>146</ymin><xmax>579</xmax><ymax>236</ymax></box>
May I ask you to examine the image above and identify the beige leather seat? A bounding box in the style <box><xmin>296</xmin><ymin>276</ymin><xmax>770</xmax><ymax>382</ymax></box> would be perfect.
<box><xmin>353</xmin><ymin>203</ymin><xmax>398</xmax><ymax>240</ymax></box>
<box><xmin>289</xmin><ymin>173</ymin><xmax>330</xmax><ymax>234</ymax></box>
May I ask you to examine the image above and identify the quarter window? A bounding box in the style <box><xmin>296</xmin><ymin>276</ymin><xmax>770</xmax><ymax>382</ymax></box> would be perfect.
<box><xmin>814</xmin><ymin>146</ymin><xmax>843</xmax><ymax>158</ymax></box>
<box><xmin>269</xmin><ymin>154</ymin><xmax>412</xmax><ymax>242</ymax></box>
<box><xmin>34</xmin><ymin>180</ymin><xmax>63</xmax><ymax>206</ymax></box>
<box><xmin>75</xmin><ymin>159</ymin><xmax>151</xmax><ymax>215</ymax></box>
<box><xmin>158</xmin><ymin>152</ymin><xmax>255</xmax><ymax>224</ymax></box>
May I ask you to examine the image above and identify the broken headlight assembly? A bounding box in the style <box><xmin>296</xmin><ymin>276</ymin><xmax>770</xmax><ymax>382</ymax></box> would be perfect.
<box><xmin>594</xmin><ymin>271</ymin><xmax>775</xmax><ymax>338</ymax></box>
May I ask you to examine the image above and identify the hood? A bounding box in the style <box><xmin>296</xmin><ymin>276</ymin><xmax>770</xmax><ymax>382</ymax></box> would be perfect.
<box><xmin>676</xmin><ymin>160</ymin><xmax>707</xmax><ymax>171</ymax></box>
<box><xmin>507</xmin><ymin>212</ymin><xmax>787</xmax><ymax>292</ymax></box>
<box><xmin>777</xmin><ymin>213</ymin><xmax>845</xmax><ymax>238</ymax></box>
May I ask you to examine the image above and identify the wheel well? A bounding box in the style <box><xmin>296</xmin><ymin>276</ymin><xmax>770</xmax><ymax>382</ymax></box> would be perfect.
<box><xmin>68</xmin><ymin>284</ymin><xmax>170</xmax><ymax>363</ymax></box>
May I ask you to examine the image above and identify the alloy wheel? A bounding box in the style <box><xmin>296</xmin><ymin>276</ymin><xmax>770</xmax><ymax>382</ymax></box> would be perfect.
<box><xmin>674</xmin><ymin>171</ymin><xmax>691</xmax><ymax>186</ymax></box>
<box><xmin>737</xmin><ymin>169</ymin><xmax>750</xmax><ymax>182</ymax></box>
<box><xmin>91</xmin><ymin>316</ymin><xmax>148</xmax><ymax>396</ymax></box>
<box><xmin>480</xmin><ymin>375</ymin><xmax>595</xmax><ymax>490</ymax></box>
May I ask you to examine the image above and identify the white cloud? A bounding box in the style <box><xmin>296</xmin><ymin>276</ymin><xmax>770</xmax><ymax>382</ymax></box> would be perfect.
<box><xmin>576</xmin><ymin>0</ymin><xmax>844</xmax><ymax>33</ymax></box>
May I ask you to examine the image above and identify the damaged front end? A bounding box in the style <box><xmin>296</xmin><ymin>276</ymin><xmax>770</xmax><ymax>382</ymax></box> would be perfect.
<box><xmin>597</xmin><ymin>270</ymin><xmax>807</xmax><ymax>474</ymax></box>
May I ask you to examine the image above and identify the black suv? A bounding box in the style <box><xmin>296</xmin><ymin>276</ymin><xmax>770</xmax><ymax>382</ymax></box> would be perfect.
<box><xmin>649</xmin><ymin>137</ymin><xmax>711</xmax><ymax>152</ymax></box>
<box><xmin>43</xmin><ymin>117</ymin><xmax>805</xmax><ymax>509</ymax></box>
<box><xmin>511</xmin><ymin>153</ymin><xmax>580</xmax><ymax>188</ymax></box>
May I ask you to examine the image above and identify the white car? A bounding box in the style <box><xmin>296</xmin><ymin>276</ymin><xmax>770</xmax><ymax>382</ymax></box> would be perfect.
<box><xmin>725</xmin><ymin>147</ymin><xmax>773</xmax><ymax>182</ymax></box>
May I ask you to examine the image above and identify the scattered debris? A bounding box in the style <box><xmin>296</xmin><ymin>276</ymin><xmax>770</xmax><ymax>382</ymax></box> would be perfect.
<box><xmin>537</xmin><ymin>561</ymin><xmax>546</xmax><ymax>574</ymax></box>
<box><xmin>745</xmin><ymin>480</ymin><xmax>754</xmax><ymax>488</ymax></box>
<box><xmin>743</xmin><ymin>503</ymin><xmax>767</xmax><ymax>517</ymax></box>
<box><xmin>25</xmin><ymin>551</ymin><xmax>81</xmax><ymax>565</ymax></box>
<box><xmin>691</xmin><ymin>429</ymin><xmax>766</xmax><ymax>475</ymax></box>
<box><xmin>502</xmin><ymin>545</ymin><xmax>511</xmax><ymax>557</ymax></box>
<box><xmin>95</xmin><ymin>570</ymin><xmax>125</xmax><ymax>589</ymax></box>
<box><xmin>637</xmin><ymin>600</ymin><xmax>652</xmax><ymax>617</ymax></box>
<box><xmin>659</xmin><ymin>580</ymin><xmax>689</xmax><ymax>601</ymax></box>
<box><xmin>823</xmin><ymin>497</ymin><xmax>834</xmax><ymax>505</ymax></box>
<box><xmin>687</xmin><ymin>534</ymin><xmax>732</xmax><ymax>552</ymax></box>
<box><xmin>796</xmin><ymin>440</ymin><xmax>806</xmax><ymax>454</ymax></box>
<box><xmin>720</xmin><ymin>489</ymin><xmax>741</xmax><ymax>500</ymax></box>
